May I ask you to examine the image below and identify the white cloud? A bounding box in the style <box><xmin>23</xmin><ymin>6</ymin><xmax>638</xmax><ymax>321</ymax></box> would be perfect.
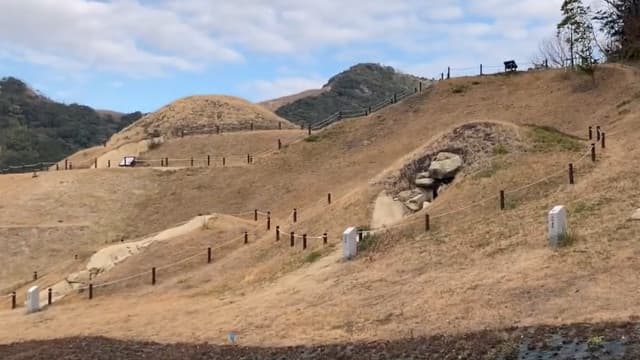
<box><xmin>243</xmin><ymin>76</ymin><xmax>325</xmax><ymax>101</ymax></box>
<box><xmin>0</xmin><ymin>0</ymin><xmax>568</xmax><ymax>78</ymax></box>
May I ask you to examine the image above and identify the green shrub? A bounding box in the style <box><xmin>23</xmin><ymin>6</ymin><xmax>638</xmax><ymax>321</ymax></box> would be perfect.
<box><xmin>304</xmin><ymin>251</ymin><xmax>323</xmax><ymax>263</ymax></box>
<box><xmin>529</xmin><ymin>126</ymin><xmax>584</xmax><ymax>152</ymax></box>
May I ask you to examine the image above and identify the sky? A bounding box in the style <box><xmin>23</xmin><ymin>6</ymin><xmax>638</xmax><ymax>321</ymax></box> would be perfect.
<box><xmin>0</xmin><ymin>0</ymin><xmax>573</xmax><ymax>113</ymax></box>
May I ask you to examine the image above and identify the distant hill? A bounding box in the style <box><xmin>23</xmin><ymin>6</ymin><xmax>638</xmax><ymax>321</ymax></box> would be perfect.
<box><xmin>0</xmin><ymin>77</ymin><xmax>142</xmax><ymax>168</ymax></box>
<box><xmin>273</xmin><ymin>63</ymin><xmax>425</xmax><ymax>126</ymax></box>
<box><xmin>259</xmin><ymin>88</ymin><xmax>329</xmax><ymax>112</ymax></box>
<box><xmin>108</xmin><ymin>95</ymin><xmax>295</xmax><ymax>148</ymax></box>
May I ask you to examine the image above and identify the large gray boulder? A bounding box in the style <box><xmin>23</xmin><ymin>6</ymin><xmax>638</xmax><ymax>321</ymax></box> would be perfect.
<box><xmin>405</xmin><ymin>192</ymin><xmax>428</xmax><ymax>211</ymax></box>
<box><xmin>415</xmin><ymin>174</ymin><xmax>436</xmax><ymax>188</ymax></box>
<box><xmin>428</xmin><ymin>152</ymin><xmax>463</xmax><ymax>180</ymax></box>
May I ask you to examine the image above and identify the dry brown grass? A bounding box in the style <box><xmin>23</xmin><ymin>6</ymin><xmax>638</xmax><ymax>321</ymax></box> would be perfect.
<box><xmin>1</xmin><ymin>65</ymin><xmax>639</xmax><ymax>346</ymax></box>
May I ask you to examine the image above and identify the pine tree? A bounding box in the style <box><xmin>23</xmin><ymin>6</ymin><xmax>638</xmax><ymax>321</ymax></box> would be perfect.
<box><xmin>595</xmin><ymin>0</ymin><xmax>640</xmax><ymax>59</ymax></box>
<box><xmin>557</xmin><ymin>0</ymin><xmax>595</xmax><ymax>67</ymax></box>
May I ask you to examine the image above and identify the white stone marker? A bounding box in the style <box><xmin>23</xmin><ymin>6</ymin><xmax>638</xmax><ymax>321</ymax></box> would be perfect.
<box><xmin>342</xmin><ymin>227</ymin><xmax>358</xmax><ymax>260</ymax></box>
<box><xmin>26</xmin><ymin>286</ymin><xmax>40</xmax><ymax>313</ymax></box>
<box><xmin>548</xmin><ymin>205</ymin><xmax>567</xmax><ymax>248</ymax></box>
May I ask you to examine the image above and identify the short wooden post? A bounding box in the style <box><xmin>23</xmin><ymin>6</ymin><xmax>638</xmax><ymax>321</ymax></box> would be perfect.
<box><xmin>165</xmin><ymin>157</ymin><xmax>169</xmax><ymax>167</ymax></box>
<box><xmin>69</xmin><ymin>162</ymin><xmax>73</xmax><ymax>170</ymax></box>
<box><xmin>65</xmin><ymin>159</ymin><xmax>68</xmax><ymax>170</ymax></box>
<box><xmin>338</xmin><ymin>111</ymin><xmax>342</xmax><ymax>120</ymax></box>
<box><xmin>190</xmin><ymin>157</ymin><xmax>194</xmax><ymax>167</ymax></box>
<box><xmin>441</xmin><ymin>72</ymin><xmax>444</xmax><ymax>81</ymax></box>
<box><xmin>207</xmin><ymin>247</ymin><xmax>212</xmax><ymax>263</ymax></box>
<box><xmin>33</xmin><ymin>271</ymin><xmax>38</xmax><ymax>281</ymax></box>
<box><xmin>591</xmin><ymin>143</ymin><xmax>596</xmax><ymax>162</ymax></box>
<box><xmin>419</xmin><ymin>82</ymin><xmax>423</xmax><ymax>92</ymax></box>
<box><xmin>293</xmin><ymin>208</ymin><xmax>297</xmax><ymax>223</ymax></box>
<box><xmin>276</xmin><ymin>226</ymin><xmax>280</xmax><ymax>241</ymax></box>
<box><xmin>244</xmin><ymin>231</ymin><xmax>248</xmax><ymax>244</ymax></box>
<box><xmin>207</xmin><ymin>155</ymin><xmax>211</xmax><ymax>166</ymax></box>
<box><xmin>11</xmin><ymin>292</ymin><xmax>16</xmax><ymax>309</ymax></box>
<box><xmin>323</xmin><ymin>233</ymin><xmax>328</xmax><ymax>245</ymax></box>
<box><xmin>393</xmin><ymin>93</ymin><xmax>397</xmax><ymax>103</ymax></box>
<box><xmin>500</xmin><ymin>190</ymin><xmax>505</xmax><ymax>210</ymax></box>
<box><xmin>601</xmin><ymin>132</ymin><xmax>606</xmax><ymax>149</ymax></box>
<box><xmin>254</xmin><ymin>209</ymin><xmax>258</xmax><ymax>221</ymax></box>
<box><xmin>250</xmin><ymin>122</ymin><xmax>254</xmax><ymax>131</ymax></box>
<box><xmin>247</xmin><ymin>154</ymin><xmax>251</xmax><ymax>164</ymax></box>
<box><xmin>302</xmin><ymin>234</ymin><xmax>307</xmax><ymax>250</ymax></box>
<box><xmin>181</xmin><ymin>129</ymin><xmax>184</xmax><ymax>138</ymax></box>
<box><xmin>596</xmin><ymin>126</ymin><xmax>601</xmax><ymax>141</ymax></box>
<box><xmin>222</xmin><ymin>157</ymin><xmax>226</xmax><ymax>166</ymax></box>
<box><xmin>358</xmin><ymin>231</ymin><xmax>364</xmax><ymax>242</ymax></box>
<box><xmin>447</xmin><ymin>67</ymin><xmax>451</xmax><ymax>79</ymax></box>
<box><xmin>308</xmin><ymin>124</ymin><xmax>311</xmax><ymax>136</ymax></box>
<box><xmin>368</xmin><ymin>106</ymin><xmax>372</xmax><ymax>114</ymax></box>
<box><xmin>425</xmin><ymin>214</ymin><xmax>430</xmax><ymax>232</ymax></box>
<box><xmin>88</xmin><ymin>283</ymin><xmax>93</xmax><ymax>300</ymax></box>
<box><xmin>48</xmin><ymin>288</ymin><xmax>52</xmax><ymax>305</ymax></box>
<box><xmin>267</xmin><ymin>211</ymin><xmax>271</xmax><ymax>230</ymax></box>
<box><xmin>290</xmin><ymin>232</ymin><xmax>295</xmax><ymax>247</ymax></box>
<box><xmin>480</xmin><ymin>64</ymin><xmax>483</xmax><ymax>75</ymax></box>
<box><xmin>56</xmin><ymin>163</ymin><xmax>59</xmax><ymax>171</ymax></box>
<box><xmin>569</xmin><ymin>163</ymin><xmax>575</xmax><ymax>185</ymax></box>
<box><xmin>278</xmin><ymin>122</ymin><xmax>282</xmax><ymax>130</ymax></box>
<box><xmin>94</xmin><ymin>158</ymin><xmax>98</xmax><ymax>168</ymax></box>
<box><xmin>108</xmin><ymin>160</ymin><xmax>111</xmax><ymax>168</ymax></box>
<box><xmin>588</xmin><ymin>126</ymin><xmax>593</xmax><ymax>140</ymax></box>
<box><xmin>278</xmin><ymin>139</ymin><xmax>282</xmax><ymax>150</ymax></box>
<box><xmin>327</xmin><ymin>193</ymin><xmax>332</xmax><ymax>204</ymax></box>
<box><xmin>216</xmin><ymin>125</ymin><xmax>220</xmax><ymax>134</ymax></box>
<box><xmin>151</xmin><ymin>267</ymin><xmax>156</xmax><ymax>285</ymax></box>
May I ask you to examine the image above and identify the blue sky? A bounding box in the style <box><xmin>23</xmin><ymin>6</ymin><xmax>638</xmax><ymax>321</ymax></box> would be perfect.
<box><xmin>0</xmin><ymin>0</ymin><xmax>570</xmax><ymax>113</ymax></box>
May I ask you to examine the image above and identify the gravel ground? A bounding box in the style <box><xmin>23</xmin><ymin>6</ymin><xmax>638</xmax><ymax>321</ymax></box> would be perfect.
<box><xmin>1</xmin><ymin>322</ymin><xmax>638</xmax><ymax>359</ymax></box>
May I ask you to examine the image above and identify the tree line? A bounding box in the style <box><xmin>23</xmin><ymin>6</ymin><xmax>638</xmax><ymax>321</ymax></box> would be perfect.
<box><xmin>535</xmin><ymin>0</ymin><xmax>640</xmax><ymax>67</ymax></box>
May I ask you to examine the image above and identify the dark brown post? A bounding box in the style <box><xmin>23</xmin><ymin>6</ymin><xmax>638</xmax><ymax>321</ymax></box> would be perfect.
<box><xmin>65</xmin><ymin>159</ymin><xmax>68</xmax><ymax>170</ymax></box>
<box><xmin>425</xmin><ymin>214</ymin><xmax>430</xmax><ymax>232</ymax></box>
<box><xmin>500</xmin><ymin>190</ymin><xmax>505</xmax><ymax>210</ymax></box>
<box><xmin>250</xmin><ymin>122</ymin><xmax>254</xmax><ymax>131</ymax></box>
<box><xmin>419</xmin><ymin>82</ymin><xmax>423</xmax><ymax>92</ymax></box>
<box><xmin>441</xmin><ymin>72</ymin><xmax>444</xmax><ymax>81</ymax></box>
<box><xmin>151</xmin><ymin>267</ymin><xmax>156</xmax><ymax>285</ymax></box>
<box><xmin>11</xmin><ymin>292</ymin><xmax>16</xmax><ymax>309</ymax></box>
<box><xmin>591</xmin><ymin>143</ymin><xmax>596</xmax><ymax>162</ymax></box>
<box><xmin>33</xmin><ymin>271</ymin><xmax>37</xmax><ymax>281</ymax></box>
<box><xmin>222</xmin><ymin>157</ymin><xmax>226</xmax><ymax>166</ymax></box>
<box><xmin>338</xmin><ymin>111</ymin><xmax>342</xmax><ymax>120</ymax></box>
<box><xmin>358</xmin><ymin>231</ymin><xmax>364</xmax><ymax>242</ymax></box>
<box><xmin>569</xmin><ymin>163</ymin><xmax>575</xmax><ymax>185</ymax></box>
<box><xmin>447</xmin><ymin>67</ymin><xmax>451</xmax><ymax>79</ymax></box>
<box><xmin>207</xmin><ymin>155</ymin><xmax>211</xmax><ymax>166</ymax></box>
<box><xmin>302</xmin><ymin>234</ymin><xmax>307</xmax><ymax>250</ymax></box>
<box><xmin>276</xmin><ymin>226</ymin><xmax>280</xmax><ymax>241</ymax></box>
<box><xmin>56</xmin><ymin>163</ymin><xmax>59</xmax><ymax>171</ymax></box>
<box><xmin>181</xmin><ymin>129</ymin><xmax>184</xmax><ymax>138</ymax></box>
<box><xmin>308</xmin><ymin>124</ymin><xmax>311</xmax><ymax>136</ymax></box>
<box><xmin>290</xmin><ymin>232</ymin><xmax>295</xmax><ymax>247</ymax></box>
<box><xmin>94</xmin><ymin>158</ymin><xmax>98</xmax><ymax>168</ymax></box>
<box><xmin>244</xmin><ymin>231</ymin><xmax>248</xmax><ymax>244</ymax></box>
<box><xmin>69</xmin><ymin>162</ymin><xmax>73</xmax><ymax>170</ymax></box>
<box><xmin>207</xmin><ymin>247</ymin><xmax>212</xmax><ymax>263</ymax></box>
<box><xmin>293</xmin><ymin>208</ymin><xmax>297</xmax><ymax>223</ymax></box>
<box><xmin>190</xmin><ymin>157</ymin><xmax>194</xmax><ymax>167</ymax></box>
<box><xmin>480</xmin><ymin>64</ymin><xmax>483</xmax><ymax>75</ymax></box>
<box><xmin>588</xmin><ymin>126</ymin><xmax>593</xmax><ymax>140</ymax></box>
<box><xmin>267</xmin><ymin>211</ymin><xmax>271</xmax><ymax>230</ymax></box>
<box><xmin>393</xmin><ymin>93</ymin><xmax>397</xmax><ymax>103</ymax></box>
<box><xmin>327</xmin><ymin>193</ymin><xmax>332</xmax><ymax>205</ymax></box>
<box><xmin>48</xmin><ymin>288</ymin><xmax>52</xmax><ymax>305</ymax></box>
<box><xmin>601</xmin><ymin>132</ymin><xmax>606</xmax><ymax>149</ymax></box>
<box><xmin>108</xmin><ymin>160</ymin><xmax>111</xmax><ymax>168</ymax></box>
<box><xmin>216</xmin><ymin>125</ymin><xmax>220</xmax><ymax>134</ymax></box>
<box><xmin>596</xmin><ymin>126</ymin><xmax>601</xmax><ymax>141</ymax></box>
<box><xmin>89</xmin><ymin>283</ymin><xmax>93</xmax><ymax>300</ymax></box>
<box><xmin>254</xmin><ymin>209</ymin><xmax>258</xmax><ymax>221</ymax></box>
<box><xmin>247</xmin><ymin>154</ymin><xmax>251</xmax><ymax>164</ymax></box>
<box><xmin>278</xmin><ymin>139</ymin><xmax>282</xmax><ymax>150</ymax></box>
<box><xmin>165</xmin><ymin>157</ymin><xmax>169</xmax><ymax>167</ymax></box>
<box><xmin>323</xmin><ymin>233</ymin><xmax>328</xmax><ymax>245</ymax></box>
<box><xmin>278</xmin><ymin>122</ymin><xmax>282</xmax><ymax>130</ymax></box>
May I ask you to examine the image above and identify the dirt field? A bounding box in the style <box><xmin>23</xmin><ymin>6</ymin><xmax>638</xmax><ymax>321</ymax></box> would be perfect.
<box><xmin>0</xmin><ymin>65</ymin><xmax>639</xmax><ymax>352</ymax></box>
<box><xmin>1</xmin><ymin>322</ymin><xmax>638</xmax><ymax>359</ymax></box>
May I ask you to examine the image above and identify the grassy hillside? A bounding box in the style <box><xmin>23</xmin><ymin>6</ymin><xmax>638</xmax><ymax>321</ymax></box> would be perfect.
<box><xmin>275</xmin><ymin>63</ymin><xmax>424</xmax><ymax>126</ymax></box>
<box><xmin>0</xmin><ymin>77</ymin><xmax>142</xmax><ymax>168</ymax></box>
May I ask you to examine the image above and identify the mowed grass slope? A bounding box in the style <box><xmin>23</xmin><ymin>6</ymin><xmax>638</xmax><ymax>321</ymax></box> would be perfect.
<box><xmin>0</xmin><ymin>65</ymin><xmax>639</xmax><ymax>345</ymax></box>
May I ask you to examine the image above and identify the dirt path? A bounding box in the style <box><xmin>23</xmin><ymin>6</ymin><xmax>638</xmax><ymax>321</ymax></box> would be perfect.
<box><xmin>370</xmin><ymin>192</ymin><xmax>407</xmax><ymax>229</ymax></box>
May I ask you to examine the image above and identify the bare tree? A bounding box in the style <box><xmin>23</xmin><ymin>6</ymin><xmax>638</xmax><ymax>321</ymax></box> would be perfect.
<box><xmin>533</xmin><ymin>34</ymin><xmax>571</xmax><ymax>67</ymax></box>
